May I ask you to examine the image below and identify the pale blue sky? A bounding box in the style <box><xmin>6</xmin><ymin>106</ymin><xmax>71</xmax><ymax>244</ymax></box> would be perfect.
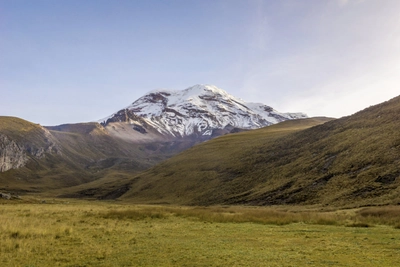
<box><xmin>1</xmin><ymin>0</ymin><xmax>400</xmax><ymax>125</ymax></box>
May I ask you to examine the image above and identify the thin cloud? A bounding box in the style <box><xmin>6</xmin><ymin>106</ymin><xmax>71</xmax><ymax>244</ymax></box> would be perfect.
<box><xmin>338</xmin><ymin>0</ymin><xmax>365</xmax><ymax>7</ymax></box>
<box><xmin>338</xmin><ymin>0</ymin><xmax>349</xmax><ymax>7</ymax></box>
<box><xmin>235</xmin><ymin>0</ymin><xmax>400</xmax><ymax>118</ymax></box>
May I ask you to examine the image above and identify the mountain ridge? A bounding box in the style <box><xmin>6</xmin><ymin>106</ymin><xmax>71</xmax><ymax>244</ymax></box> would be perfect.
<box><xmin>100</xmin><ymin>84</ymin><xmax>307</xmax><ymax>140</ymax></box>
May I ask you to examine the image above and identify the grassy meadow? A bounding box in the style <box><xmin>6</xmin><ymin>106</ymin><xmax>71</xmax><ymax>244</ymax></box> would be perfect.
<box><xmin>1</xmin><ymin>199</ymin><xmax>400</xmax><ymax>266</ymax></box>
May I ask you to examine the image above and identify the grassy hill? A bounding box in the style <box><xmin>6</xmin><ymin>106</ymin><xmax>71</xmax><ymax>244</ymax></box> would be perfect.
<box><xmin>0</xmin><ymin>117</ymin><xmax>193</xmax><ymax>195</ymax></box>
<box><xmin>118</xmin><ymin>95</ymin><xmax>400</xmax><ymax>207</ymax></box>
<box><xmin>118</xmin><ymin>117</ymin><xmax>332</xmax><ymax>204</ymax></box>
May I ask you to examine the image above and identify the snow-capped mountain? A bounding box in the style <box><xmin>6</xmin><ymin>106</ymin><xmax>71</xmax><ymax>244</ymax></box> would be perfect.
<box><xmin>100</xmin><ymin>84</ymin><xmax>307</xmax><ymax>140</ymax></box>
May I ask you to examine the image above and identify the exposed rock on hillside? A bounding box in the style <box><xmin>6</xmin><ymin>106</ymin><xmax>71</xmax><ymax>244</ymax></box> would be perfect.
<box><xmin>0</xmin><ymin>134</ymin><xmax>28</xmax><ymax>172</ymax></box>
<box><xmin>0</xmin><ymin>121</ymin><xmax>61</xmax><ymax>172</ymax></box>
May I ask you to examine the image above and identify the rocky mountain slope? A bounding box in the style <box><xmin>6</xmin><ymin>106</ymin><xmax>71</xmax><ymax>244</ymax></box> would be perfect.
<box><xmin>100</xmin><ymin>84</ymin><xmax>307</xmax><ymax>141</ymax></box>
<box><xmin>0</xmin><ymin>134</ymin><xmax>29</xmax><ymax>172</ymax></box>
<box><xmin>0</xmin><ymin>117</ymin><xmax>60</xmax><ymax>173</ymax></box>
<box><xmin>0</xmin><ymin>117</ymin><xmax>183</xmax><ymax>194</ymax></box>
<box><xmin>114</xmin><ymin>95</ymin><xmax>400</xmax><ymax>207</ymax></box>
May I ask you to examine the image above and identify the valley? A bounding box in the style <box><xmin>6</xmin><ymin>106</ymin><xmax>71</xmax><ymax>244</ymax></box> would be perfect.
<box><xmin>0</xmin><ymin>85</ymin><xmax>310</xmax><ymax>199</ymax></box>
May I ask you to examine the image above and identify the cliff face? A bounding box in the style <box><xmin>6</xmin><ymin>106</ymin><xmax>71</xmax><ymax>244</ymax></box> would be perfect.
<box><xmin>0</xmin><ymin>124</ymin><xmax>61</xmax><ymax>173</ymax></box>
<box><xmin>0</xmin><ymin>134</ymin><xmax>28</xmax><ymax>172</ymax></box>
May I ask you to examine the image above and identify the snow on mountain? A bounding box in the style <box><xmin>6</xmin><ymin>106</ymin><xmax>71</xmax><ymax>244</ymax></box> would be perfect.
<box><xmin>100</xmin><ymin>84</ymin><xmax>307</xmax><ymax>139</ymax></box>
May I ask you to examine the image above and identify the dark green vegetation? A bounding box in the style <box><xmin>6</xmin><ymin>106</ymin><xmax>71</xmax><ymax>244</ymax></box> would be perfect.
<box><xmin>119</xmin><ymin>95</ymin><xmax>400</xmax><ymax>207</ymax></box>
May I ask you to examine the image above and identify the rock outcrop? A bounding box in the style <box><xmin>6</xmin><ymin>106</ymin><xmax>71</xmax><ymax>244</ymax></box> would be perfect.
<box><xmin>0</xmin><ymin>134</ymin><xmax>28</xmax><ymax>172</ymax></box>
<box><xmin>0</xmin><ymin>126</ymin><xmax>60</xmax><ymax>172</ymax></box>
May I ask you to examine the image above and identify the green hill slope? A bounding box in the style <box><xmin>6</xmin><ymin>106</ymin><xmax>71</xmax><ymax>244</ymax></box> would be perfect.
<box><xmin>119</xmin><ymin>95</ymin><xmax>400</xmax><ymax>207</ymax></box>
<box><xmin>118</xmin><ymin>117</ymin><xmax>332</xmax><ymax>204</ymax></box>
<box><xmin>0</xmin><ymin>117</ymin><xmax>190</xmax><ymax>194</ymax></box>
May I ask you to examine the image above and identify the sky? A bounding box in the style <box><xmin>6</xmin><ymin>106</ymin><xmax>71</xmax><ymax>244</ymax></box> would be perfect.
<box><xmin>1</xmin><ymin>0</ymin><xmax>400</xmax><ymax>126</ymax></box>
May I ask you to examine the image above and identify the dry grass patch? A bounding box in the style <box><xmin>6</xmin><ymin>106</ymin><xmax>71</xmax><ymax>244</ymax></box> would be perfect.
<box><xmin>101</xmin><ymin>206</ymin><xmax>168</xmax><ymax>220</ymax></box>
<box><xmin>1</xmin><ymin>201</ymin><xmax>400</xmax><ymax>266</ymax></box>
<box><xmin>356</xmin><ymin>206</ymin><xmax>400</xmax><ymax>226</ymax></box>
<box><xmin>97</xmin><ymin>205</ymin><xmax>399</xmax><ymax>227</ymax></box>
<box><xmin>163</xmin><ymin>206</ymin><xmax>344</xmax><ymax>226</ymax></box>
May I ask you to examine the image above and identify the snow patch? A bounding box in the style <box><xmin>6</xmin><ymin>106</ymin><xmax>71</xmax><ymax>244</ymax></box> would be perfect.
<box><xmin>100</xmin><ymin>84</ymin><xmax>307</xmax><ymax>138</ymax></box>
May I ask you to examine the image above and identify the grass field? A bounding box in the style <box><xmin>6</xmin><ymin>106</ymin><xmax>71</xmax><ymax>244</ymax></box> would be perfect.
<box><xmin>1</xmin><ymin>199</ymin><xmax>400</xmax><ymax>267</ymax></box>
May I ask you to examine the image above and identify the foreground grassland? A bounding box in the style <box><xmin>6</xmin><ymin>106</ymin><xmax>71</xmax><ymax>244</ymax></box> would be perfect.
<box><xmin>1</xmin><ymin>200</ymin><xmax>400</xmax><ymax>267</ymax></box>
